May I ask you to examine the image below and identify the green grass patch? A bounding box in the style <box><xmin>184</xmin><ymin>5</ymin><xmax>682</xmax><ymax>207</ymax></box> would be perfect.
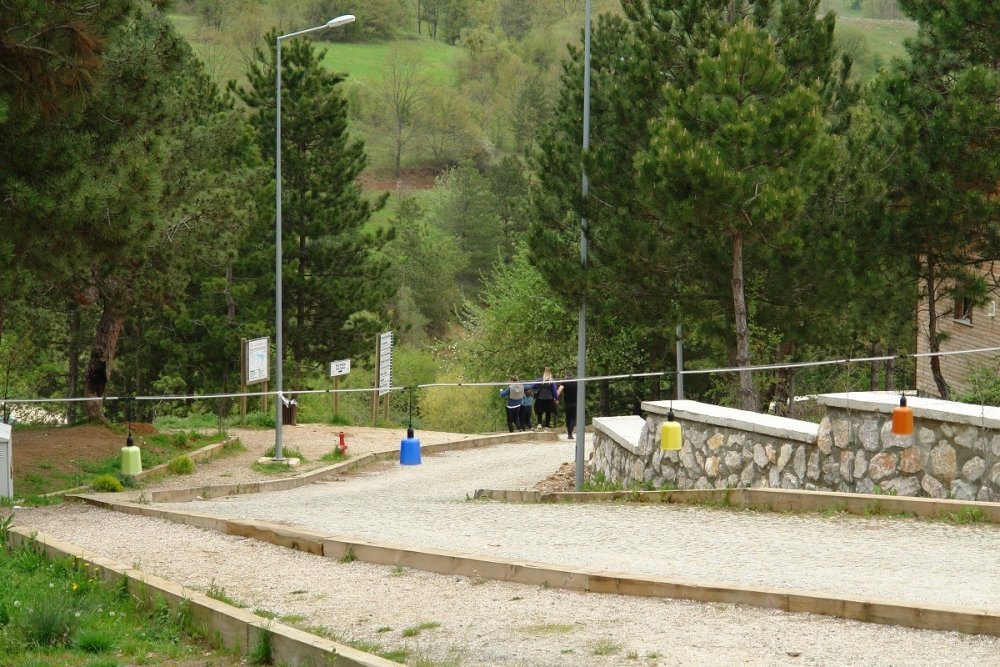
<box><xmin>946</xmin><ymin>506</ymin><xmax>988</xmax><ymax>525</ymax></box>
<box><xmin>0</xmin><ymin>540</ymin><xmax>244</xmax><ymax>665</ymax></box>
<box><xmin>320</xmin><ymin>449</ymin><xmax>349</xmax><ymax>463</ymax></box>
<box><xmin>400</xmin><ymin>621</ymin><xmax>440</xmax><ymax>638</ymax></box>
<box><xmin>590</xmin><ymin>639</ymin><xmax>623</xmax><ymax>656</ymax></box>
<box><xmin>167</xmin><ymin>455</ymin><xmax>195</xmax><ymax>475</ymax></box>
<box><xmin>317</xmin><ymin>37</ymin><xmax>460</xmax><ymax>85</ymax></box>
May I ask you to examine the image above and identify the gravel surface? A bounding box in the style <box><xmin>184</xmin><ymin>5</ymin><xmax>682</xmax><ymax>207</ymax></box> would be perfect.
<box><xmin>9</xmin><ymin>426</ymin><xmax>1000</xmax><ymax>666</ymax></box>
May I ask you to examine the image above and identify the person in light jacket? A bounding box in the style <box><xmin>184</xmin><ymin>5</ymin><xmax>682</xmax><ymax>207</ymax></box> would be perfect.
<box><xmin>499</xmin><ymin>375</ymin><xmax>525</xmax><ymax>432</ymax></box>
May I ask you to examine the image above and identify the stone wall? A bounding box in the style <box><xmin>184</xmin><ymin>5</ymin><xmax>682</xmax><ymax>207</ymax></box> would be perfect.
<box><xmin>591</xmin><ymin>394</ymin><xmax>1000</xmax><ymax>500</ymax></box>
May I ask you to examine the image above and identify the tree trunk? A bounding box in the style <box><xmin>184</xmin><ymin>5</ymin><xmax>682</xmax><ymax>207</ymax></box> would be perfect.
<box><xmin>869</xmin><ymin>342</ymin><xmax>880</xmax><ymax>391</ymax></box>
<box><xmin>649</xmin><ymin>375</ymin><xmax>661</xmax><ymax>401</ymax></box>
<box><xmin>885</xmin><ymin>347</ymin><xmax>896</xmax><ymax>391</ymax></box>
<box><xmin>67</xmin><ymin>304</ymin><xmax>81</xmax><ymax>424</ymax></box>
<box><xmin>598</xmin><ymin>379</ymin><xmax>609</xmax><ymax>416</ymax></box>
<box><xmin>925</xmin><ymin>260</ymin><xmax>950</xmax><ymax>399</ymax></box>
<box><xmin>83</xmin><ymin>302</ymin><xmax>124</xmax><ymax>422</ymax></box>
<box><xmin>731</xmin><ymin>232</ymin><xmax>756</xmax><ymax>411</ymax></box>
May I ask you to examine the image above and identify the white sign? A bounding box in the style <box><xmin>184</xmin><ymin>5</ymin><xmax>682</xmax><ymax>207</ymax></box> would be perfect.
<box><xmin>329</xmin><ymin>359</ymin><xmax>351</xmax><ymax>377</ymax></box>
<box><xmin>247</xmin><ymin>337</ymin><xmax>270</xmax><ymax>384</ymax></box>
<box><xmin>377</xmin><ymin>331</ymin><xmax>393</xmax><ymax>396</ymax></box>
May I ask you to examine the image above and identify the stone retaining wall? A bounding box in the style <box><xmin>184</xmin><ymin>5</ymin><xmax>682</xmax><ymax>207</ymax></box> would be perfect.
<box><xmin>592</xmin><ymin>394</ymin><xmax>1000</xmax><ymax>500</ymax></box>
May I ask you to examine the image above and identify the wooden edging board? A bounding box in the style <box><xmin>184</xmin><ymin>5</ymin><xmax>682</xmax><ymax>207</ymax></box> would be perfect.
<box><xmin>66</xmin><ymin>495</ymin><xmax>1000</xmax><ymax>638</ymax></box>
<box><xmin>473</xmin><ymin>486</ymin><xmax>1000</xmax><ymax>524</ymax></box>
<box><xmin>5</xmin><ymin>527</ymin><xmax>396</xmax><ymax>667</ymax></box>
<box><xmin>139</xmin><ymin>431</ymin><xmax>557</xmax><ymax>503</ymax></box>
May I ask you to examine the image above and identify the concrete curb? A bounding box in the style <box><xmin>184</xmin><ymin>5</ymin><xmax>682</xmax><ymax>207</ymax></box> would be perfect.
<box><xmin>474</xmin><ymin>486</ymin><xmax>1000</xmax><ymax>524</ymax></box>
<box><xmin>128</xmin><ymin>431</ymin><xmax>557</xmax><ymax>503</ymax></box>
<box><xmin>66</xmin><ymin>493</ymin><xmax>1000</xmax><ymax>638</ymax></box>
<box><xmin>5</xmin><ymin>526</ymin><xmax>396</xmax><ymax>667</ymax></box>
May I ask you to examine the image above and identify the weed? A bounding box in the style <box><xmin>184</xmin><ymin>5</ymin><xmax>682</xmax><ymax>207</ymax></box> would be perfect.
<box><xmin>20</xmin><ymin>595</ymin><xmax>77</xmax><ymax>647</ymax></box>
<box><xmin>248</xmin><ymin>625</ymin><xmax>273</xmax><ymax>665</ymax></box>
<box><xmin>820</xmin><ymin>502</ymin><xmax>848</xmax><ymax>517</ymax></box>
<box><xmin>376</xmin><ymin>625</ymin><xmax>392</xmax><ymax>633</ymax></box>
<box><xmin>560</xmin><ymin>648</ymin><xmax>575</xmax><ymax>654</ymax></box>
<box><xmin>90</xmin><ymin>474</ymin><xmax>124</xmax><ymax>493</ymax></box>
<box><xmin>872</xmin><ymin>485</ymin><xmax>898</xmax><ymax>496</ymax></box>
<box><xmin>0</xmin><ymin>513</ymin><xmax>12</xmax><ymax>543</ymax></box>
<box><xmin>280</xmin><ymin>613</ymin><xmax>307</xmax><ymax>624</ymax></box>
<box><xmin>253</xmin><ymin>609</ymin><xmax>279</xmax><ymax>619</ymax></box>
<box><xmin>947</xmin><ymin>506</ymin><xmax>988</xmax><ymax>525</ymax></box>
<box><xmin>262</xmin><ymin>446</ymin><xmax>305</xmax><ymax>461</ymax></box>
<box><xmin>401</xmin><ymin>621</ymin><xmax>440</xmax><ymax>637</ymax></box>
<box><xmin>627</xmin><ymin>649</ymin><xmax>639</xmax><ymax>659</ymax></box>
<box><xmin>591</xmin><ymin>639</ymin><xmax>623</xmax><ymax>656</ymax></box>
<box><xmin>73</xmin><ymin>627</ymin><xmax>116</xmax><ymax>653</ymax></box>
<box><xmin>864</xmin><ymin>499</ymin><xmax>885</xmax><ymax>516</ymax></box>
<box><xmin>389</xmin><ymin>566</ymin><xmax>406</xmax><ymax>577</ymax></box>
<box><xmin>339</xmin><ymin>546</ymin><xmax>357</xmax><ymax>564</ymax></box>
<box><xmin>168</xmin><ymin>455</ymin><xmax>195</xmax><ymax>475</ymax></box>
<box><xmin>171</xmin><ymin>431</ymin><xmax>190</xmax><ymax>448</ymax></box>
<box><xmin>205</xmin><ymin>580</ymin><xmax>244</xmax><ymax>608</ymax></box>
<box><xmin>320</xmin><ymin>449</ymin><xmax>349</xmax><ymax>463</ymax></box>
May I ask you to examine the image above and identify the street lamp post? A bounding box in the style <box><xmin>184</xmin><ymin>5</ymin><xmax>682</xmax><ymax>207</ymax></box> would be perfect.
<box><xmin>575</xmin><ymin>0</ymin><xmax>591</xmax><ymax>491</ymax></box>
<box><xmin>274</xmin><ymin>14</ymin><xmax>355</xmax><ymax>461</ymax></box>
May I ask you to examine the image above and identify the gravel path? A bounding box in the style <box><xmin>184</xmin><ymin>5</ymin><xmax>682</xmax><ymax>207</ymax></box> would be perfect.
<box><xmin>9</xmin><ymin>428</ymin><xmax>1000</xmax><ymax>666</ymax></box>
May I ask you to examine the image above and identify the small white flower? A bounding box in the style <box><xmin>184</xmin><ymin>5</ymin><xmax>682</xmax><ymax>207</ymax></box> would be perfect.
<box><xmin>74</xmin><ymin>612</ymin><xmax>81</xmax><ymax>618</ymax></box>
<box><xmin>49</xmin><ymin>583</ymin><xmax>54</xmax><ymax>588</ymax></box>
<box><xmin>12</xmin><ymin>600</ymin><xmax>20</xmax><ymax>608</ymax></box>
<box><xmin>109</xmin><ymin>611</ymin><xmax>115</xmax><ymax>617</ymax></box>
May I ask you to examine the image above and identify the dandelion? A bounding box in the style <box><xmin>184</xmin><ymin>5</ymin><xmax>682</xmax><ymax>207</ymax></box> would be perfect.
<box><xmin>109</xmin><ymin>611</ymin><xmax>115</xmax><ymax>617</ymax></box>
<box><xmin>75</xmin><ymin>611</ymin><xmax>81</xmax><ymax>618</ymax></box>
<box><xmin>71</xmin><ymin>583</ymin><xmax>78</xmax><ymax>591</ymax></box>
<box><xmin>13</xmin><ymin>600</ymin><xmax>20</xmax><ymax>608</ymax></box>
<box><xmin>49</xmin><ymin>583</ymin><xmax>54</xmax><ymax>588</ymax></box>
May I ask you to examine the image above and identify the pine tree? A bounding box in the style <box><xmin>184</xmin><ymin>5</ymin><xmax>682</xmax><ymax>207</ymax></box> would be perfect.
<box><xmin>234</xmin><ymin>32</ymin><xmax>393</xmax><ymax>383</ymax></box>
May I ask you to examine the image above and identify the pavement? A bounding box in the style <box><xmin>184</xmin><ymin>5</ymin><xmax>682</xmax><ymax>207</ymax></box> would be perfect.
<box><xmin>156</xmin><ymin>436</ymin><xmax>1000</xmax><ymax>612</ymax></box>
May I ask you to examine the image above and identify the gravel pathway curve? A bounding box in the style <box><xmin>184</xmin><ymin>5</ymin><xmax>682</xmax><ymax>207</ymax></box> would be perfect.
<box><xmin>8</xmin><ymin>429</ymin><xmax>1000</xmax><ymax>666</ymax></box>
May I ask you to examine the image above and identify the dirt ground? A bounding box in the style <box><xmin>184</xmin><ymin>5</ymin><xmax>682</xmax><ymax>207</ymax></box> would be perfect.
<box><xmin>10</xmin><ymin>423</ymin><xmax>156</xmax><ymax>481</ymax></box>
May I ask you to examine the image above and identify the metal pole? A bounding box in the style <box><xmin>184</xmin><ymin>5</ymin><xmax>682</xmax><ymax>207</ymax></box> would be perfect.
<box><xmin>575</xmin><ymin>0</ymin><xmax>591</xmax><ymax>492</ymax></box>
<box><xmin>273</xmin><ymin>16</ymin><xmax>355</xmax><ymax>462</ymax></box>
<box><xmin>274</xmin><ymin>35</ymin><xmax>284</xmax><ymax>461</ymax></box>
<box><xmin>676</xmin><ymin>323</ymin><xmax>684</xmax><ymax>399</ymax></box>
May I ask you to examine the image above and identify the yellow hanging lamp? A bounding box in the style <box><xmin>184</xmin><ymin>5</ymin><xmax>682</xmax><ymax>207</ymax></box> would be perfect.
<box><xmin>891</xmin><ymin>395</ymin><xmax>913</xmax><ymax>436</ymax></box>
<box><xmin>660</xmin><ymin>405</ymin><xmax>682</xmax><ymax>451</ymax></box>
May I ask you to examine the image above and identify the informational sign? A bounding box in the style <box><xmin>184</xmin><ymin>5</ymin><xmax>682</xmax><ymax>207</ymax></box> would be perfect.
<box><xmin>377</xmin><ymin>331</ymin><xmax>393</xmax><ymax>396</ymax></box>
<box><xmin>246</xmin><ymin>337</ymin><xmax>270</xmax><ymax>384</ymax></box>
<box><xmin>329</xmin><ymin>359</ymin><xmax>351</xmax><ymax>377</ymax></box>
<box><xmin>0</xmin><ymin>422</ymin><xmax>11</xmax><ymax>498</ymax></box>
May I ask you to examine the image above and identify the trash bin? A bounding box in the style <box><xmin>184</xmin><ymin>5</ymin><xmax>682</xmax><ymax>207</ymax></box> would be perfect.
<box><xmin>282</xmin><ymin>400</ymin><xmax>298</xmax><ymax>425</ymax></box>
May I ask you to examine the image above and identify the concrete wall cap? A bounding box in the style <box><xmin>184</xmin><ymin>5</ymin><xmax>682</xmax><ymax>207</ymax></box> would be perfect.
<box><xmin>641</xmin><ymin>400</ymin><xmax>818</xmax><ymax>443</ymax></box>
<box><xmin>816</xmin><ymin>392</ymin><xmax>1000</xmax><ymax>429</ymax></box>
<box><xmin>593</xmin><ymin>416</ymin><xmax>644</xmax><ymax>454</ymax></box>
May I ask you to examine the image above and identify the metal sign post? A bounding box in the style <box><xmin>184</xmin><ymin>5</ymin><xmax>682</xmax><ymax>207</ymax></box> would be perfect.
<box><xmin>329</xmin><ymin>359</ymin><xmax>351</xmax><ymax>419</ymax></box>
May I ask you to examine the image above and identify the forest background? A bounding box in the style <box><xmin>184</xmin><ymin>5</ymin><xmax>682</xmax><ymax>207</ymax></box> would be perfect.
<box><xmin>3</xmin><ymin>0</ymin><xmax>1000</xmax><ymax>434</ymax></box>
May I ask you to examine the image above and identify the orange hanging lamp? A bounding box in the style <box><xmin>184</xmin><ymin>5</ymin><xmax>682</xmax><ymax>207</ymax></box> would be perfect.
<box><xmin>891</xmin><ymin>395</ymin><xmax>913</xmax><ymax>436</ymax></box>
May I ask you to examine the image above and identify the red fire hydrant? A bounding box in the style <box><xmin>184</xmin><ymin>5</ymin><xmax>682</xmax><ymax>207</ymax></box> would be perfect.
<box><xmin>338</xmin><ymin>431</ymin><xmax>347</xmax><ymax>455</ymax></box>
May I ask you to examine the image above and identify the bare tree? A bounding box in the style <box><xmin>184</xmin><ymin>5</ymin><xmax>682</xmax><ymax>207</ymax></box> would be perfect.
<box><xmin>369</xmin><ymin>46</ymin><xmax>430</xmax><ymax>181</ymax></box>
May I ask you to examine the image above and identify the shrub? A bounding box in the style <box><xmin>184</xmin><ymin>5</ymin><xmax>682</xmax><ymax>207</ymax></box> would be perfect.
<box><xmin>20</xmin><ymin>595</ymin><xmax>77</xmax><ymax>647</ymax></box>
<box><xmin>90</xmin><ymin>474</ymin><xmax>124</xmax><ymax>493</ymax></box>
<box><xmin>171</xmin><ymin>431</ymin><xmax>190</xmax><ymax>448</ymax></box>
<box><xmin>74</xmin><ymin>627</ymin><xmax>115</xmax><ymax>653</ymax></box>
<box><xmin>168</xmin><ymin>456</ymin><xmax>195</xmax><ymax>475</ymax></box>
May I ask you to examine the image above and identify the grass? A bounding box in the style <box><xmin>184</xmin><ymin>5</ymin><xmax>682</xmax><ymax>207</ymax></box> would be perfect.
<box><xmin>945</xmin><ymin>506</ymin><xmax>988</xmax><ymax>525</ymax></box>
<box><xmin>518</xmin><ymin>623</ymin><xmax>575</xmax><ymax>635</ymax></box>
<box><xmin>317</xmin><ymin>36</ymin><xmax>460</xmax><ymax>85</ymax></box>
<box><xmin>581</xmin><ymin>470</ymin><xmax>673</xmax><ymax>493</ymax></box>
<box><xmin>400</xmin><ymin>621</ymin><xmax>441</xmax><ymax>638</ymax></box>
<box><xmin>0</xmin><ymin>541</ymin><xmax>245</xmax><ymax>666</ymax></box>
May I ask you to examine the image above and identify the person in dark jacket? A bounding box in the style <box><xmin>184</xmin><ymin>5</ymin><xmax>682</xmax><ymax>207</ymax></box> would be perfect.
<box><xmin>499</xmin><ymin>376</ymin><xmax>525</xmax><ymax>432</ymax></box>
<box><xmin>533</xmin><ymin>367</ymin><xmax>558</xmax><ymax>428</ymax></box>
<box><xmin>557</xmin><ymin>373</ymin><xmax>578</xmax><ymax>440</ymax></box>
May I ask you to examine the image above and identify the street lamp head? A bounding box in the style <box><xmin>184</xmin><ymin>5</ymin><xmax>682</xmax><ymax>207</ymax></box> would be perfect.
<box><xmin>326</xmin><ymin>15</ymin><xmax>355</xmax><ymax>29</ymax></box>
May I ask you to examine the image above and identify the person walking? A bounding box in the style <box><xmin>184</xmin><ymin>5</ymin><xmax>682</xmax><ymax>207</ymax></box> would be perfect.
<box><xmin>520</xmin><ymin>388</ymin><xmax>535</xmax><ymax>430</ymax></box>
<box><xmin>557</xmin><ymin>373</ymin><xmax>578</xmax><ymax>440</ymax></box>
<box><xmin>533</xmin><ymin>367</ymin><xmax>558</xmax><ymax>428</ymax></box>
<box><xmin>499</xmin><ymin>375</ymin><xmax>525</xmax><ymax>432</ymax></box>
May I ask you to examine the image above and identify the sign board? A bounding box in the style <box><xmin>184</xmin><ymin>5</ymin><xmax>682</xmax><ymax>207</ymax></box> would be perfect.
<box><xmin>329</xmin><ymin>359</ymin><xmax>351</xmax><ymax>377</ymax></box>
<box><xmin>0</xmin><ymin>422</ymin><xmax>11</xmax><ymax>498</ymax></box>
<box><xmin>246</xmin><ymin>337</ymin><xmax>270</xmax><ymax>384</ymax></box>
<box><xmin>377</xmin><ymin>331</ymin><xmax>393</xmax><ymax>396</ymax></box>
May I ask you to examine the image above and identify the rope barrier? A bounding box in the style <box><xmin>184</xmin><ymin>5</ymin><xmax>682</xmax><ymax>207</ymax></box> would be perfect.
<box><xmin>1</xmin><ymin>345</ymin><xmax>997</xmax><ymax>405</ymax></box>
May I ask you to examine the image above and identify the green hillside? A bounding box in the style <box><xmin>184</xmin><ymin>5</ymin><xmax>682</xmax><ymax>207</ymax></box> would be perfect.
<box><xmin>316</xmin><ymin>37</ymin><xmax>459</xmax><ymax>85</ymax></box>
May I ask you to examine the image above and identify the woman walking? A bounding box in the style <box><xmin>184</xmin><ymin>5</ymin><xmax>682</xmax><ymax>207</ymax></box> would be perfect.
<box><xmin>499</xmin><ymin>375</ymin><xmax>525</xmax><ymax>432</ymax></box>
<box><xmin>533</xmin><ymin>367</ymin><xmax>558</xmax><ymax>428</ymax></box>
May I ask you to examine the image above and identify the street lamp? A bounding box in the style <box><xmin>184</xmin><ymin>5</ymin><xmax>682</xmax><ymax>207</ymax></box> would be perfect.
<box><xmin>575</xmin><ymin>0</ymin><xmax>591</xmax><ymax>491</ymax></box>
<box><xmin>274</xmin><ymin>14</ymin><xmax>355</xmax><ymax>461</ymax></box>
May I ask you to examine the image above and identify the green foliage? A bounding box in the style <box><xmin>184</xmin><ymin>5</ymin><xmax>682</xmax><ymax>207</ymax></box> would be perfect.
<box><xmin>233</xmin><ymin>30</ymin><xmax>393</xmax><ymax>386</ymax></box>
<box><xmin>248</xmin><ymin>625</ymin><xmax>273</xmax><ymax>664</ymax></box>
<box><xmin>306</xmin><ymin>0</ymin><xmax>409</xmax><ymax>42</ymax></box>
<box><xmin>90</xmin><ymin>474</ymin><xmax>124</xmax><ymax>493</ymax></box>
<box><xmin>946</xmin><ymin>507</ymin><xmax>987</xmax><ymax>525</ymax></box>
<box><xmin>955</xmin><ymin>363</ymin><xmax>1000</xmax><ymax>407</ymax></box>
<box><xmin>167</xmin><ymin>455</ymin><xmax>195</xmax><ymax>475</ymax></box>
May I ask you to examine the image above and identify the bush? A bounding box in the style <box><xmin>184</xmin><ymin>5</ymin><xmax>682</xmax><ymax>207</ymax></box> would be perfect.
<box><xmin>90</xmin><ymin>475</ymin><xmax>124</xmax><ymax>493</ymax></box>
<box><xmin>168</xmin><ymin>456</ymin><xmax>195</xmax><ymax>475</ymax></box>
<box><xmin>171</xmin><ymin>431</ymin><xmax>190</xmax><ymax>448</ymax></box>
